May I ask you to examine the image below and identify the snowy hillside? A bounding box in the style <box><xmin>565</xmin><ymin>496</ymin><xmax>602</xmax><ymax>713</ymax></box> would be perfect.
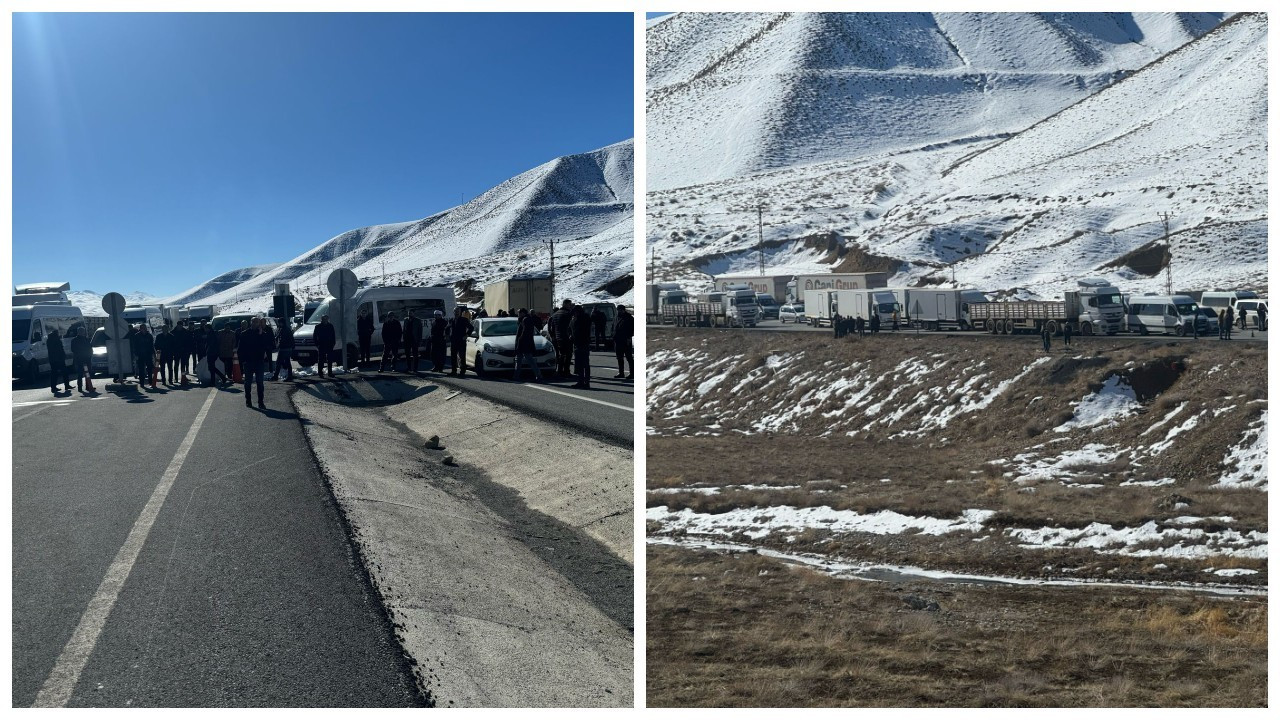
<box><xmin>648</xmin><ymin>12</ymin><xmax>1227</xmax><ymax>192</ymax></box>
<box><xmin>67</xmin><ymin>290</ymin><xmax>161</xmax><ymax>317</ymax></box>
<box><xmin>647</xmin><ymin>12</ymin><xmax>1265</xmax><ymax>299</ymax></box>
<box><xmin>162</xmin><ymin>140</ymin><xmax>634</xmax><ymax>315</ymax></box>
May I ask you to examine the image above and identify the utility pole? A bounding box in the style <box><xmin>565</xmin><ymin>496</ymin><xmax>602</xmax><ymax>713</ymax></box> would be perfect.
<box><xmin>649</xmin><ymin>245</ymin><xmax>656</xmax><ymax>283</ymax></box>
<box><xmin>757</xmin><ymin>205</ymin><xmax>765</xmax><ymax>275</ymax></box>
<box><xmin>1159</xmin><ymin>211</ymin><xmax>1173</xmax><ymax>295</ymax></box>
<box><xmin>542</xmin><ymin>236</ymin><xmax>556</xmax><ymax>303</ymax></box>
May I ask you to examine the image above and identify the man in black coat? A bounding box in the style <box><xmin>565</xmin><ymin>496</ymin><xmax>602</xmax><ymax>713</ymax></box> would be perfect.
<box><xmin>550</xmin><ymin>299</ymin><xmax>574</xmax><ymax>377</ymax></box>
<box><xmin>205</xmin><ymin>323</ymin><xmax>228</xmax><ymax>386</ymax></box>
<box><xmin>613</xmin><ymin>305</ymin><xmax>633</xmax><ymax>380</ymax></box>
<box><xmin>155</xmin><ymin>324</ymin><xmax>176</xmax><ymax>385</ymax></box>
<box><xmin>172</xmin><ymin>321</ymin><xmax>193</xmax><ymax>382</ymax></box>
<box><xmin>591</xmin><ymin>307</ymin><xmax>608</xmax><ymax>350</ymax></box>
<box><xmin>46</xmin><ymin>328</ymin><xmax>72</xmax><ymax>393</ymax></box>
<box><xmin>429</xmin><ymin>310</ymin><xmax>448</xmax><ymax>373</ymax></box>
<box><xmin>315</xmin><ymin>315</ymin><xmax>337</xmax><ymax>378</ymax></box>
<box><xmin>357</xmin><ymin>307</ymin><xmax>375</xmax><ymax>364</ymax></box>
<box><xmin>71</xmin><ymin>327</ymin><xmax>95</xmax><ymax>393</ymax></box>
<box><xmin>380</xmin><ymin>312</ymin><xmax>403</xmax><ymax>372</ymax></box>
<box><xmin>513</xmin><ymin>309</ymin><xmax>542</xmax><ymax>382</ymax></box>
<box><xmin>402</xmin><ymin>309</ymin><xmax>423</xmax><ymax>372</ymax></box>
<box><xmin>447</xmin><ymin>307</ymin><xmax>473</xmax><ymax>376</ymax></box>
<box><xmin>131</xmin><ymin>325</ymin><xmax>156</xmax><ymax>389</ymax></box>
<box><xmin>238</xmin><ymin>317</ymin><xmax>273</xmax><ymax>408</ymax></box>
<box><xmin>570</xmin><ymin>306</ymin><xmax>593</xmax><ymax>389</ymax></box>
<box><xmin>272</xmin><ymin>318</ymin><xmax>295</xmax><ymax>381</ymax></box>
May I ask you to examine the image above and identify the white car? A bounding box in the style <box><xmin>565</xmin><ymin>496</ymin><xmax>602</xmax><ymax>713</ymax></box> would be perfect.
<box><xmin>466</xmin><ymin>317</ymin><xmax>557</xmax><ymax>377</ymax></box>
<box><xmin>778</xmin><ymin>303</ymin><xmax>806</xmax><ymax>323</ymax></box>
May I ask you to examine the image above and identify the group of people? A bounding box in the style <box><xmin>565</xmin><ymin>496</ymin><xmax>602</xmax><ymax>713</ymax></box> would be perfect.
<box><xmin>830</xmin><ymin>312</ymin><xmax>882</xmax><ymax>338</ymax></box>
<box><xmin>542</xmin><ymin>300</ymin><xmax>634</xmax><ymax>388</ymax></box>
<box><xmin>356</xmin><ymin>307</ymin><xmax>465</xmax><ymax>377</ymax></box>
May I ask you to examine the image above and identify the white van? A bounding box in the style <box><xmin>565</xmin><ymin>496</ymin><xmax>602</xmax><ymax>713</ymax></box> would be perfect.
<box><xmin>1125</xmin><ymin>295</ymin><xmax>1203</xmax><ymax>336</ymax></box>
<box><xmin>13</xmin><ymin>304</ymin><xmax>87</xmax><ymax>382</ymax></box>
<box><xmin>1233</xmin><ymin>298</ymin><xmax>1268</xmax><ymax>329</ymax></box>
<box><xmin>293</xmin><ymin>286</ymin><xmax>456</xmax><ymax>367</ymax></box>
<box><xmin>123</xmin><ymin>306</ymin><xmax>166</xmax><ymax>333</ymax></box>
<box><xmin>1200</xmin><ymin>291</ymin><xmax>1259</xmax><ymax>312</ymax></box>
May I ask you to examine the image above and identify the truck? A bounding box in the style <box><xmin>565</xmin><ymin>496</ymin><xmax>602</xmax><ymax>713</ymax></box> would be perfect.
<box><xmin>185</xmin><ymin>305</ymin><xmax>218</xmax><ymax>323</ymax></box>
<box><xmin>484</xmin><ymin>275</ymin><xmax>552</xmax><ymax>317</ymax></box>
<box><xmin>786</xmin><ymin>272</ymin><xmax>888</xmax><ymax>303</ymax></box>
<box><xmin>887</xmin><ymin>288</ymin><xmax>988</xmax><ymax>330</ymax></box>
<box><xmin>647</xmin><ymin>282</ymin><xmax>691</xmax><ymax>324</ymax></box>
<box><xmin>968</xmin><ymin>279</ymin><xmax>1124</xmax><ymax>336</ymax></box>
<box><xmin>712</xmin><ymin>274</ymin><xmax>794</xmax><ymax>303</ymax></box>
<box><xmin>664</xmin><ymin>287</ymin><xmax>760</xmax><ymax>328</ymax></box>
<box><xmin>804</xmin><ymin>288</ymin><xmax>898</xmax><ymax>327</ymax></box>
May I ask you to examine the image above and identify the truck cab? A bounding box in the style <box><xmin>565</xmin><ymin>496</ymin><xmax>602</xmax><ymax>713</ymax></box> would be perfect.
<box><xmin>708</xmin><ymin>285</ymin><xmax>760</xmax><ymax>327</ymax></box>
<box><xmin>1070</xmin><ymin>279</ymin><xmax>1124</xmax><ymax>335</ymax></box>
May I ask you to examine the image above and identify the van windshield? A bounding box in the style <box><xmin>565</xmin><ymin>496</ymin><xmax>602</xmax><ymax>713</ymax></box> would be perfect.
<box><xmin>1175</xmin><ymin>302</ymin><xmax>1197</xmax><ymax>316</ymax></box>
<box><xmin>13</xmin><ymin>319</ymin><xmax>31</xmax><ymax>344</ymax></box>
<box><xmin>306</xmin><ymin>300</ymin><xmax>332</xmax><ymax>324</ymax></box>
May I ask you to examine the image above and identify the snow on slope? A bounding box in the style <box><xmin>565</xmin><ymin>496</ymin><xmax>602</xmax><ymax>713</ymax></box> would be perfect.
<box><xmin>164</xmin><ymin>140</ymin><xmax>634</xmax><ymax>314</ymax></box>
<box><xmin>648</xmin><ymin>12</ymin><xmax>1226</xmax><ymax>191</ymax></box>
<box><xmin>164</xmin><ymin>263</ymin><xmax>282</xmax><ymax>307</ymax></box>
<box><xmin>647</xmin><ymin>12</ymin><xmax>1264</xmax><ymax>299</ymax></box>
<box><xmin>67</xmin><ymin>290</ymin><xmax>161</xmax><ymax>317</ymax></box>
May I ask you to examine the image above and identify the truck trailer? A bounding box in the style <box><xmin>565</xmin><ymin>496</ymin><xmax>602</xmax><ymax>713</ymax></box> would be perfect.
<box><xmin>484</xmin><ymin>275</ymin><xmax>552</xmax><ymax>317</ymax></box>
<box><xmin>887</xmin><ymin>288</ymin><xmax>988</xmax><ymax>330</ymax></box>
<box><xmin>968</xmin><ymin>279</ymin><xmax>1124</xmax><ymax>335</ymax></box>
<box><xmin>787</xmin><ymin>272</ymin><xmax>888</xmax><ymax>303</ymax></box>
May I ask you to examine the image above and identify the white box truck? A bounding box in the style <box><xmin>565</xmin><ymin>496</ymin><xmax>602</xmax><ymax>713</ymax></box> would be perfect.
<box><xmin>887</xmin><ymin>288</ymin><xmax>988</xmax><ymax>330</ymax></box>
<box><xmin>484</xmin><ymin>275</ymin><xmax>552</xmax><ymax>317</ymax></box>
<box><xmin>787</xmin><ymin>272</ymin><xmax>888</xmax><ymax>302</ymax></box>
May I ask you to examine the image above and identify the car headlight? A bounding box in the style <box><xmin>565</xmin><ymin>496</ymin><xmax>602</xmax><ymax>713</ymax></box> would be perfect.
<box><xmin>483</xmin><ymin>342</ymin><xmax>493</xmax><ymax>352</ymax></box>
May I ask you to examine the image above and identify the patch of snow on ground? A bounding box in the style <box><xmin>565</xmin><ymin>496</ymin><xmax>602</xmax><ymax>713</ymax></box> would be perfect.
<box><xmin>1216</xmin><ymin>410</ymin><xmax>1267</xmax><ymax>489</ymax></box>
<box><xmin>1008</xmin><ymin>521</ymin><xmax>1267</xmax><ymax>559</ymax></box>
<box><xmin>1147</xmin><ymin>412</ymin><xmax>1203</xmax><ymax>455</ymax></box>
<box><xmin>1120</xmin><ymin>477</ymin><xmax>1176</xmax><ymax>487</ymax></box>
<box><xmin>1141</xmin><ymin>402</ymin><xmax>1186</xmax><ymax>436</ymax></box>
<box><xmin>1213</xmin><ymin>568</ymin><xmax>1259</xmax><ymax>577</ymax></box>
<box><xmin>648</xmin><ymin>505</ymin><xmax>995</xmax><ymax>541</ymax></box>
<box><xmin>1055</xmin><ymin>374</ymin><xmax>1140</xmax><ymax>432</ymax></box>
<box><xmin>1010</xmin><ymin>444</ymin><xmax>1122</xmax><ymax>484</ymax></box>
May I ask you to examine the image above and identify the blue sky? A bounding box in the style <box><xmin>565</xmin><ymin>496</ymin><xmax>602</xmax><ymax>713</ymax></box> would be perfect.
<box><xmin>13</xmin><ymin>12</ymin><xmax>634</xmax><ymax>297</ymax></box>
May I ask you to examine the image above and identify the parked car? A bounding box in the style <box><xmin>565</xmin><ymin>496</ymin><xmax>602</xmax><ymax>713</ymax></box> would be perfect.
<box><xmin>1234</xmin><ymin>298</ymin><xmax>1268</xmax><ymax>329</ymax></box>
<box><xmin>1197</xmin><ymin>307</ymin><xmax>1220</xmax><ymax>336</ymax></box>
<box><xmin>778</xmin><ymin>303</ymin><xmax>806</xmax><ymax>323</ymax></box>
<box><xmin>465</xmin><ymin>317</ymin><xmax>557</xmax><ymax>378</ymax></box>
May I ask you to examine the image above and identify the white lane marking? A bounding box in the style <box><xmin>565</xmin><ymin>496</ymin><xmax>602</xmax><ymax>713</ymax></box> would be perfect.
<box><xmin>12</xmin><ymin>399</ymin><xmax>77</xmax><ymax>408</ymax></box>
<box><xmin>32</xmin><ymin>387</ymin><xmax>219</xmax><ymax>708</ymax></box>
<box><xmin>13</xmin><ymin>406</ymin><xmax>52</xmax><ymax>423</ymax></box>
<box><xmin>525</xmin><ymin>383</ymin><xmax>633</xmax><ymax>412</ymax></box>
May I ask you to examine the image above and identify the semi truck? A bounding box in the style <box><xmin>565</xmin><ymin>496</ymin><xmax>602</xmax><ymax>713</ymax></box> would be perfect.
<box><xmin>804</xmin><ymin>288</ymin><xmax>898</xmax><ymax>327</ymax></box>
<box><xmin>787</xmin><ymin>272</ymin><xmax>888</xmax><ymax>303</ymax></box>
<box><xmin>484</xmin><ymin>275</ymin><xmax>552</xmax><ymax>317</ymax></box>
<box><xmin>887</xmin><ymin>288</ymin><xmax>988</xmax><ymax>330</ymax></box>
<box><xmin>664</xmin><ymin>287</ymin><xmax>761</xmax><ymax>327</ymax></box>
<box><xmin>646</xmin><ymin>282</ymin><xmax>691</xmax><ymax>324</ymax></box>
<box><xmin>968</xmin><ymin>279</ymin><xmax>1124</xmax><ymax>335</ymax></box>
<box><xmin>712</xmin><ymin>274</ymin><xmax>794</xmax><ymax>303</ymax></box>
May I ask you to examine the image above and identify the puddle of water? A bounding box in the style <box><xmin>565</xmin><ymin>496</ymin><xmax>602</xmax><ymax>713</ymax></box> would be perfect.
<box><xmin>648</xmin><ymin>536</ymin><xmax>1268</xmax><ymax>598</ymax></box>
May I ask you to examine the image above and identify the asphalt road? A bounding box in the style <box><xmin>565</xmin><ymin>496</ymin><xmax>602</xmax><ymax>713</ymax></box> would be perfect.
<box><xmin>11</xmin><ymin>378</ymin><xmax>424</xmax><ymax>707</ymax></box>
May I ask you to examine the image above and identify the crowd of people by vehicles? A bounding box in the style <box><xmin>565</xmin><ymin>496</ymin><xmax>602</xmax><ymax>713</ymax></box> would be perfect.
<box><xmin>48</xmin><ymin>299</ymin><xmax>635</xmax><ymax>407</ymax></box>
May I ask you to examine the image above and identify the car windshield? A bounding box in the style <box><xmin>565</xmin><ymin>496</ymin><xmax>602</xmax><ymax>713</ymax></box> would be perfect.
<box><xmin>305</xmin><ymin>300</ymin><xmax>332</xmax><ymax>324</ymax></box>
<box><xmin>1175</xmin><ymin>302</ymin><xmax>1197</xmax><ymax>315</ymax></box>
<box><xmin>13</xmin><ymin>318</ymin><xmax>31</xmax><ymax>344</ymax></box>
<box><xmin>758</xmin><ymin>296</ymin><xmax>777</xmax><ymax>306</ymax></box>
<box><xmin>483</xmin><ymin>319</ymin><xmax>518</xmax><ymax>337</ymax></box>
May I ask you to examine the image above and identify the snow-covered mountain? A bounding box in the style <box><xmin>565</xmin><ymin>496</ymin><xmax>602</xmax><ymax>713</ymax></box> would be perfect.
<box><xmin>68</xmin><ymin>290</ymin><xmax>161</xmax><ymax>317</ymax></box>
<box><xmin>647</xmin><ymin>12</ymin><xmax>1266</xmax><ymax>299</ymax></box>
<box><xmin>159</xmin><ymin>140</ymin><xmax>634</xmax><ymax>315</ymax></box>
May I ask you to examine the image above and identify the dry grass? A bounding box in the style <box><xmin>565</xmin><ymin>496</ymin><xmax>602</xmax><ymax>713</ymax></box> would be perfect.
<box><xmin>647</xmin><ymin>545</ymin><xmax>1268</xmax><ymax>707</ymax></box>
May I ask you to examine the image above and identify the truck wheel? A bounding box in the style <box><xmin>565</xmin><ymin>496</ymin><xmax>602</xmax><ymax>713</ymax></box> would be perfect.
<box><xmin>985</xmin><ymin>319</ymin><xmax>997</xmax><ymax>334</ymax></box>
<box><xmin>1045</xmin><ymin>321</ymin><xmax>1058</xmax><ymax>336</ymax></box>
<box><xmin>1082</xmin><ymin>322</ymin><xmax>1094</xmax><ymax>336</ymax></box>
<box><xmin>1000</xmin><ymin>320</ymin><xmax>1011</xmax><ymax>335</ymax></box>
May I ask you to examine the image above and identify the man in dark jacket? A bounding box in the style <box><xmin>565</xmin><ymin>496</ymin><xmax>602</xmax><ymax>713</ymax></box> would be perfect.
<box><xmin>238</xmin><ymin>317</ymin><xmax>272</xmax><ymax>408</ymax></box>
<box><xmin>550</xmin><ymin>299</ymin><xmax>574</xmax><ymax>377</ymax></box>
<box><xmin>155</xmin><ymin>324</ymin><xmax>176</xmax><ymax>385</ymax></box>
<box><xmin>1225</xmin><ymin>306</ymin><xmax>1235</xmax><ymax>340</ymax></box>
<box><xmin>403</xmin><ymin>309</ymin><xmax>423</xmax><ymax>372</ymax></box>
<box><xmin>380</xmin><ymin>312</ymin><xmax>403</xmax><ymax>372</ymax></box>
<box><xmin>46</xmin><ymin>328</ymin><xmax>72</xmax><ymax>393</ymax></box>
<box><xmin>206</xmin><ymin>323</ymin><xmax>228</xmax><ymax>386</ymax></box>
<box><xmin>513</xmin><ymin>309</ymin><xmax>542</xmax><ymax>382</ymax></box>
<box><xmin>193</xmin><ymin>323</ymin><xmax>207</xmax><ymax>373</ymax></box>
<box><xmin>217</xmin><ymin>325</ymin><xmax>237</xmax><ymax>385</ymax></box>
<box><xmin>1257</xmin><ymin>303</ymin><xmax>1268</xmax><ymax>331</ymax></box>
<box><xmin>570</xmin><ymin>306</ymin><xmax>593</xmax><ymax>389</ymax></box>
<box><xmin>172</xmin><ymin>321</ymin><xmax>193</xmax><ymax>383</ymax></box>
<box><xmin>357</xmin><ymin>307</ymin><xmax>374</xmax><ymax>364</ymax></box>
<box><xmin>131</xmin><ymin>325</ymin><xmax>156</xmax><ymax>389</ymax></box>
<box><xmin>271</xmin><ymin>318</ymin><xmax>295</xmax><ymax>381</ymax></box>
<box><xmin>315</xmin><ymin>315</ymin><xmax>337</xmax><ymax>377</ymax></box>
<box><xmin>429</xmin><ymin>310</ymin><xmax>448</xmax><ymax>373</ymax></box>
<box><xmin>447</xmin><ymin>307</ymin><xmax>473</xmax><ymax>375</ymax></box>
<box><xmin>613</xmin><ymin>305</ymin><xmax>633</xmax><ymax>380</ymax></box>
<box><xmin>591</xmin><ymin>307</ymin><xmax>608</xmax><ymax>350</ymax></box>
<box><xmin>71</xmin><ymin>327</ymin><xmax>95</xmax><ymax>393</ymax></box>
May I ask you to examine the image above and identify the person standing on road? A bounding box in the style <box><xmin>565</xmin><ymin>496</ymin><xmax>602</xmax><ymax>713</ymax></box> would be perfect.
<box><xmin>513</xmin><ymin>309</ymin><xmax>543</xmax><ymax>382</ymax></box>
<box><xmin>591</xmin><ymin>306</ymin><xmax>608</xmax><ymax>350</ymax></box>
<box><xmin>379</xmin><ymin>312</ymin><xmax>403</xmax><ymax>372</ymax></box>
<box><xmin>550</xmin><ymin>299</ymin><xmax>574</xmax><ymax>378</ymax></box>
<box><xmin>46</xmin><ymin>328</ymin><xmax>71</xmax><ymax>394</ymax></box>
<box><xmin>831</xmin><ymin>313</ymin><xmax>842</xmax><ymax>339</ymax></box>
<box><xmin>71</xmin><ymin>327</ymin><xmax>95</xmax><ymax>393</ymax></box>
<box><xmin>1257</xmin><ymin>303</ymin><xmax>1268</xmax><ymax>331</ymax></box>
<box><xmin>1063</xmin><ymin>322</ymin><xmax>1073</xmax><ymax>348</ymax></box>
<box><xmin>272</xmin><ymin>318</ymin><xmax>295</xmax><ymax>381</ymax></box>
<box><xmin>173</xmin><ymin>320</ymin><xmax>194</xmax><ymax>383</ymax></box>
<box><xmin>155</xmin><ymin>324</ymin><xmax>176</xmax><ymax>385</ymax></box>
<box><xmin>239</xmin><ymin>317</ymin><xmax>272</xmax><ymax>408</ymax></box>
<box><xmin>869</xmin><ymin>314</ymin><xmax>878</xmax><ymax>335</ymax></box>
<box><xmin>315</xmin><ymin>314</ymin><xmax>337</xmax><ymax>378</ymax></box>
<box><xmin>448</xmin><ymin>307</ymin><xmax>473</xmax><ymax>376</ymax></box>
<box><xmin>1218</xmin><ymin>309</ymin><xmax>1227</xmax><ymax>339</ymax></box>
<box><xmin>193</xmin><ymin>324</ymin><xmax>207</xmax><ymax>374</ymax></box>
<box><xmin>1238</xmin><ymin>306</ymin><xmax>1248</xmax><ymax>331</ymax></box>
<box><xmin>357</xmin><ymin>307</ymin><xmax>374</xmax><ymax>364</ymax></box>
<box><xmin>206</xmin><ymin>323</ymin><xmax>228</xmax><ymax>386</ymax></box>
<box><xmin>402</xmin><ymin>309</ymin><xmax>423</xmax><ymax>373</ymax></box>
<box><xmin>429</xmin><ymin>310</ymin><xmax>448</xmax><ymax>373</ymax></box>
<box><xmin>132</xmin><ymin>325</ymin><xmax>157</xmax><ymax>389</ymax></box>
<box><xmin>1041</xmin><ymin>323</ymin><xmax>1052</xmax><ymax>352</ymax></box>
<box><xmin>217</xmin><ymin>324</ymin><xmax>237</xmax><ymax>385</ymax></box>
<box><xmin>891</xmin><ymin>310</ymin><xmax>900</xmax><ymax>331</ymax></box>
<box><xmin>570</xmin><ymin>305</ymin><xmax>593</xmax><ymax>389</ymax></box>
<box><xmin>613</xmin><ymin>304</ymin><xmax>633</xmax><ymax>380</ymax></box>
<box><xmin>1225</xmin><ymin>306</ymin><xmax>1235</xmax><ymax>340</ymax></box>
